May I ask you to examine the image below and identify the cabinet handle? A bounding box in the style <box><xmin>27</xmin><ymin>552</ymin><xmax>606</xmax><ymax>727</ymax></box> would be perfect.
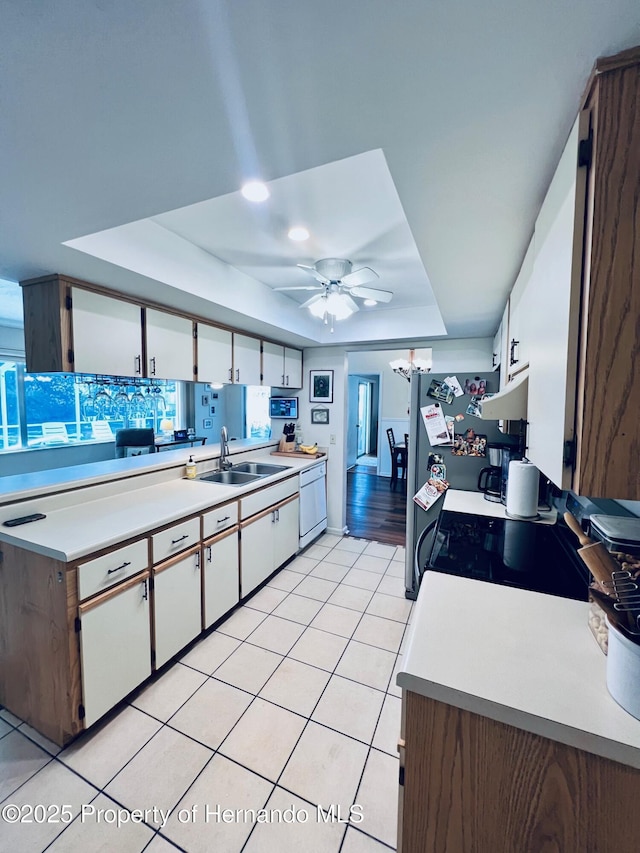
<box><xmin>509</xmin><ymin>339</ymin><xmax>519</xmax><ymax>366</ymax></box>
<box><xmin>276</xmin><ymin>508</ymin><xmax>280</xmax><ymax>522</ymax></box>
<box><xmin>171</xmin><ymin>534</ymin><xmax>189</xmax><ymax>544</ymax></box>
<box><xmin>195</xmin><ymin>551</ymin><xmax>200</xmax><ymax>570</ymax></box>
<box><xmin>271</xmin><ymin>511</ymin><xmax>276</xmax><ymax>523</ymax></box>
<box><xmin>142</xmin><ymin>579</ymin><xmax>148</xmax><ymax>601</ymax></box>
<box><xmin>150</xmin><ymin>356</ymin><xmax>157</xmax><ymax>376</ymax></box>
<box><xmin>107</xmin><ymin>560</ymin><xmax>131</xmax><ymax>575</ymax></box>
<box><xmin>286</xmin><ymin>375</ymin><xmax>289</xmax><ymax>386</ymax></box>
<box><xmin>217</xmin><ymin>516</ymin><xmax>230</xmax><ymax>524</ymax></box>
<box><xmin>207</xmin><ymin>546</ymin><xmax>212</xmax><ymax>563</ymax></box>
<box><xmin>492</xmin><ymin>352</ymin><xmax>497</xmax><ymax>368</ymax></box>
<box><xmin>135</xmin><ymin>355</ymin><xmax>141</xmax><ymax>375</ymax></box>
<box><xmin>236</xmin><ymin>368</ymin><xmax>240</xmax><ymax>382</ymax></box>
<box><xmin>229</xmin><ymin>368</ymin><xmax>233</xmax><ymax>382</ymax></box>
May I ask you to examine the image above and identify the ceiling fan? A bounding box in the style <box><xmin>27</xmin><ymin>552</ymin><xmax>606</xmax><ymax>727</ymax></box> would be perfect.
<box><xmin>273</xmin><ymin>258</ymin><xmax>393</xmax><ymax>324</ymax></box>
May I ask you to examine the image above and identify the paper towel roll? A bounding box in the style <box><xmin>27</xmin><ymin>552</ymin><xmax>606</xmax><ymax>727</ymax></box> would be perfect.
<box><xmin>506</xmin><ymin>460</ymin><xmax>539</xmax><ymax>519</ymax></box>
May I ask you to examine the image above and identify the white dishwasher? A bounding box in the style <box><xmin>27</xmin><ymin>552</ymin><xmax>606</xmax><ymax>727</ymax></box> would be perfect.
<box><xmin>299</xmin><ymin>461</ymin><xmax>328</xmax><ymax>548</ymax></box>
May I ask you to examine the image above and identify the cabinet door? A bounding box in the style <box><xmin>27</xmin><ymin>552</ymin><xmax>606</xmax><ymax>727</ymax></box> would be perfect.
<box><xmin>507</xmin><ymin>236</ymin><xmax>534</xmax><ymax>378</ymax></box>
<box><xmin>79</xmin><ymin>575</ymin><xmax>151</xmax><ymax>727</ymax></box>
<box><xmin>203</xmin><ymin>529</ymin><xmax>240</xmax><ymax>629</ymax></box>
<box><xmin>284</xmin><ymin>348</ymin><xmax>303</xmax><ymax>388</ymax></box>
<box><xmin>197</xmin><ymin>323</ymin><xmax>233</xmax><ymax>385</ymax></box>
<box><xmin>146</xmin><ymin>308</ymin><xmax>194</xmax><ymax>382</ymax></box>
<box><xmin>72</xmin><ymin>288</ymin><xmax>143</xmax><ymax>378</ymax></box>
<box><xmin>233</xmin><ymin>333</ymin><xmax>261</xmax><ymax>385</ymax></box>
<box><xmin>153</xmin><ymin>549</ymin><xmax>202</xmax><ymax>668</ymax></box>
<box><xmin>240</xmin><ymin>511</ymin><xmax>275</xmax><ymax>596</ymax></box>
<box><xmin>273</xmin><ymin>497</ymin><xmax>299</xmax><ymax>570</ymax></box>
<box><xmin>491</xmin><ymin>325</ymin><xmax>502</xmax><ymax>372</ymax></box>
<box><xmin>262</xmin><ymin>341</ymin><xmax>285</xmax><ymax>387</ymax></box>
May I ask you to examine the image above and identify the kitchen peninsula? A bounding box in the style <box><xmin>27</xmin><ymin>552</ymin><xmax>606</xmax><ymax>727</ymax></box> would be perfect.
<box><xmin>0</xmin><ymin>441</ymin><xmax>326</xmax><ymax>746</ymax></box>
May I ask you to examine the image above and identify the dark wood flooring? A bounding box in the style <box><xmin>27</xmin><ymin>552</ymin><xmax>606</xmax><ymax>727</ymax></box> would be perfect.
<box><xmin>346</xmin><ymin>467</ymin><xmax>407</xmax><ymax>546</ymax></box>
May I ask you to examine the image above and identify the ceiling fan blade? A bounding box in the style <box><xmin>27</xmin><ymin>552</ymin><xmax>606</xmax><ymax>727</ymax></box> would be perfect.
<box><xmin>300</xmin><ymin>293</ymin><xmax>324</xmax><ymax>309</ymax></box>
<box><xmin>342</xmin><ymin>266</ymin><xmax>379</xmax><ymax>287</ymax></box>
<box><xmin>297</xmin><ymin>264</ymin><xmax>331</xmax><ymax>284</ymax></box>
<box><xmin>273</xmin><ymin>285</ymin><xmax>323</xmax><ymax>292</ymax></box>
<box><xmin>349</xmin><ymin>285</ymin><xmax>393</xmax><ymax>303</ymax></box>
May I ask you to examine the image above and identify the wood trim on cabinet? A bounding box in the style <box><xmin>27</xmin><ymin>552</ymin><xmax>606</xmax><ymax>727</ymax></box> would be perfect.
<box><xmin>202</xmin><ymin>523</ymin><xmax>239</xmax><ymax>547</ymax></box>
<box><xmin>239</xmin><ymin>492</ymin><xmax>299</xmax><ymax>529</ymax></box>
<box><xmin>77</xmin><ymin>570</ymin><xmax>150</xmax><ymax>615</ymax></box>
<box><xmin>152</xmin><ymin>544</ymin><xmax>200</xmax><ymax>576</ymax></box>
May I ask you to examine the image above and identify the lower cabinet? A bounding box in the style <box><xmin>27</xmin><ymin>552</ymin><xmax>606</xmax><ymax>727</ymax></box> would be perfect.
<box><xmin>153</xmin><ymin>546</ymin><xmax>202</xmax><ymax>669</ymax></box>
<box><xmin>79</xmin><ymin>572</ymin><xmax>151</xmax><ymax>727</ymax></box>
<box><xmin>203</xmin><ymin>527</ymin><xmax>240</xmax><ymax>629</ymax></box>
<box><xmin>240</xmin><ymin>496</ymin><xmax>299</xmax><ymax>596</ymax></box>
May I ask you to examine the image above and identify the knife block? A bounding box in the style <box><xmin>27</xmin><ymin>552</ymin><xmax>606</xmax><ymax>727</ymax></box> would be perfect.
<box><xmin>278</xmin><ymin>436</ymin><xmax>295</xmax><ymax>453</ymax></box>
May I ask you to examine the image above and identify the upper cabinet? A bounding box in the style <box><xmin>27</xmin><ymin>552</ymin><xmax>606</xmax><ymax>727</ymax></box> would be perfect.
<box><xmin>145</xmin><ymin>308</ymin><xmax>194</xmax><ymax>382</ymax></box>
<box><xmin>262</xmin><ymin>342</ymin><xmax>303</xmax><ymax>388</ymax></box>
<box><xmin>196</xmin><ymin>323</ymin><xmax>233</xmax><ymax>385</ymax></box>
<box><xmin>506</xmin><ymin>236</ymin><xmax>534</xmax><ymax>380</ymax></box>
<box><xmin>232</xmin><ymin>333</ymin><xmax>261</xmax><ymax>385</ymax></box>
<box><xmin>72</xmin><ymin>288</ymin><xmax>143</xmax><ymax>378</ymax></box>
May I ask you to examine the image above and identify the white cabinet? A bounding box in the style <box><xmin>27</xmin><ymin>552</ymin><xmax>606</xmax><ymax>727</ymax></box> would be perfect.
<box><xmin>507</xmin><ymin>236</ymin><xmax>534</xmax><ymax>378</ymax></box>
<box><xmin>71</xmin><ymin>287</ymin><xmax>143</xmax><ymax>378</ymax></box>
<box><xmin>79</xmin><ymin>573</ymin><xmax>151</xmax><ymax>727</ymax></box>
<box><xmin>284</xmin><ymin>348</ymin><xmax>303</xmax><ymax>388</ymax></box>
<box><xmin>240</xmin><ymin>495</ymin><xmax>299</xmax><ymax>596</ymax></box>
<box><xmin>203</xmin><ymin>528</ymin><xmax>239</xmax><ymax>629</ymax></box>
<box><xmin>491</xmin><ymin>324</ymin><xmax>502</xmax><ymax>372</ymax></box>
<box><xmin>153</xmin><ymin>547</ymin><xmax>202</xmax><ymax>668</ymax></box>
<box><xmin>145</xmin><ymin>308</ymin><xmax>194</xmax><ymax>382</ymax></box>
<box><xmin>233</xmin><ymin>333</ymin><xmax>261</xmax><ymax>385</ymax></box>
<box><xmin>197</xmin><ymin>323</ymin><xmax>233</xmax><ymax>385</ymax></box>
<box><xmin>262</xmin><ymin>342</ymin><xmax>303</xmax><ymax>388</ymax></box>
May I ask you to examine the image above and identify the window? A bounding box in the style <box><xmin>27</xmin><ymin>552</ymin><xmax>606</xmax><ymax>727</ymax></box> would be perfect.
<box><xmin>245</xmin><ymin>385</ymin><xmax>271</xmax><ymax>439</ymax></box>
<box><xmin>0</xmin><ymin>362</ymin><xmax>182</xmax><ymax>452</ymax></box>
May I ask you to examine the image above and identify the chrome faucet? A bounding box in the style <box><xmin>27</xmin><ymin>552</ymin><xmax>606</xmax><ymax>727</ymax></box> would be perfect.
<box><xmin>219</xmin><ymin>426</ymin><xmax>232</xmax><ymax>470</ymax></box>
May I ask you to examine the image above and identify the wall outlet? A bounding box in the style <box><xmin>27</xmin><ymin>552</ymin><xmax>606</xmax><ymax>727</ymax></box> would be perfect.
<box><xmin>330</xmin><ymin>434</ymin><xmax>336</xmax><ymax>445</ymax></box>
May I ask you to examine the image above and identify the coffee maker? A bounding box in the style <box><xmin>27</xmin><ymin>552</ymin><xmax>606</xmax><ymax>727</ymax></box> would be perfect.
<box><xmin>478</xmin><ymin>443</ymin><xmax>520</xmax><ymax>503</ymax></box>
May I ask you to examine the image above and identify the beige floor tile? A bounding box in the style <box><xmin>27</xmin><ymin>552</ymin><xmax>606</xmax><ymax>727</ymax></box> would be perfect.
<box><xmin>355</xmin><ymin>749</ymin><xmax>399</xmax><ymax>847</ymax></box>
<box><xmin>0</xmin><ymin>709</ymin><xmax>22</xmax><ymax>727</ymax></box>
<box><xmin>310</xmin><ymin>561</ymin><xmax>351</xmax><ymax>582</ymax></box>
<box><xmin>293</xmin><ymin>575</ymin><xmax>339</xmax><ymax>602</ymax></box>
<box><xmin>321</xmin><ymin>548</ymin><xmax>359</xmax><ymax>568</ymax></box>
<box><xmin>260</xmin><ymin>658</ymin><xmax>330</xmax><ymax>717</ymax></box>
<box><xmin>385</xmin><ymin>561</ymin><xmax>405</xmax><ymax>579</ymax></box>
<box><xmin>342</xmin><ymin>826</ymin><xmax>391</xmax><ymax>852</ymax></box>
<box><xmin>0</xmin><ymin>730</ymin><xmax>51</xmax><ymax>802</ymax></box>
<box><xmin>163</xmin><ymin>753</ymin><xmax>272</xmax><ymax>853</ymax></box>
<box><xmin>287</xmin><ymin>555</ymin><xmax>320</xmax><ymax>575</ymax></box>
<box><xmin>218</xmin><ymin>606</ymin><xmax>268</xmax><ymax>639</ymax></box>
<box><xmin>169</xmin><ymin>678</ymin><xmax>253</xmax><ymax>749</ymax></box>
<box><xmin>310</xmin><ymin>603</ymin><xmax>362</xmax><ymax>639</ymax></box>
<box><xmin>132</xmin><ymin>663</ymin><xmax>207</xmax><ymax>721</ymax></box>
<box><xmin>143</xmin><ymin>835</ymin><xmax>179</xmax><ymax>853</ymax></box>
<box><xmin>393</xmin><ymin>546</ymin><xmax>406</xmax><ymax>562</ymax></box>
<box><xmin>387</xmin><ymin>656</ymin><xmax>402</xmax><ymax>697</ymax></box>
<box><xmin>288</xmin><ymin>627</ymin><xmax>349</xmax><ymax>672</ymax></box>
<box><xmin>245</xmin><ymin>585</ymin><xmax>289</xmax><ymax>613</ymax></box>
<box><xmin>105</xmin><ymin>727</ymin><xmax>212</xmax><ymax>828</ymax></box>
<box><xmin>219</xmin><ymin>697</ymin><xmax>306</xmax><ymax>782</ymax></box>
<box><xmin>0</xmin><ymin>758</ymin><xmax>97</xmax><ymax>853</ymax></box>
<box><xmin>372</xmin><ymin>695</ymin><xmax>402</xmax><ymax>756</ymax></box>
<box><xmin>213</xmin><ymin>642</ymin><xmax>283</xmax><ymax>694</ymax></box>
<box><xmin>334</xmin><ymin>538</ymin><xmax>368</xmax><ymax>554</ymax></box>
<box><xmin>336</xmin><ymin>641</ymin><xmax>396</xmax><ymax>692</ymax></box>
<box><xmin>311</xmin><ymin>675</ymin><xmax>384</xmax><ymax>744</ymax></box>
<box><xmin>272</xmin><ymin>593</ymin><xmax>324</xmax><ymax>625</ymax></box>
<box><xmin>328</xmin><ymin>585</ymin><xmax>374</xmax><ymax>612</ymax></box>
<box><xmin>341</xmin><ymin>568</ymin><xmax>382</xmax><ymax>591</ymax></box>
<box><xmin>353</xmin><ymin>554</ymin><xmax>390</xmax><ymax>574</ymax></box>
<box><xmin>280</xmin><ymin>722</ymin><xmax>368</xmax><ymax>812</ymax></box>
<box><xmin>0</xmin><ymin>719</ymin><xmax>12</xmax><ymax>739</ymax></box>
<box><xmin>60</xmin><ymin>705</ymin><xmax>161</xmax><ymax>789</ymax></box>
<box><xmin>17</xmin><ymin>723</ymin><xmax>62</xmax><ymax>756</ymax></box>
<box><xmin>268</xmin><ymin>568</ymin><xmax>304</xmax><ymax>592</ymax></box>
<box><xmin>363</xmin><ymin>542</ymin><xmax>397</xmax><ymax>560</ymax></box>
<box><xmin>304</xmin><ymin>544</ymin><xmax>333</xmax><ymax>561</ymax></box>
<box><xmin>353</xmin><ymin>614</ymin><xmax>405</xmax><ymax>653</ymax></box>
<box><xmin>246</xmin><ymin>614</ymin><xmax>305</xmax><ymax>654</ymax></box>
<box><xmin>244</xmin><ymin>786</ymin><xmax>344</xmax><ymax>853</ymax></box>
<box><xmin>47</xmin><ymin>793</ymin><xmax>154</xmax><ymax>853</ymax></box>
<box><xmin>366</xmin><ymin>592</ymin><xmax>412</xmax><ymax>623</ymax></box>
<box><xmin>180</xmin><ymin>630</ymin><xmax>241</xmax><ymax>675</ymax></box>
<box><xmin>316</xmin><ymin>533</ymin><xmax>344</xmax><ymax>549</ymax></box>
<box><xmin>376</xmin><ymin>574</ymin><xmax>406</xmax><ymax>598</ymax></box>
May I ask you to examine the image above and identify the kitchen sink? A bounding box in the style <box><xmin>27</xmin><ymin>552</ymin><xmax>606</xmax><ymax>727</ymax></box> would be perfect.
<box><xmin>198</xmin><ymin>470</ymin><xmax>263</xmax><ymax>486</ymax></box>
<box><xmin>232</xmin><ymin>462</ymin><xmax>290</xmax><ymax>476</ymax></box>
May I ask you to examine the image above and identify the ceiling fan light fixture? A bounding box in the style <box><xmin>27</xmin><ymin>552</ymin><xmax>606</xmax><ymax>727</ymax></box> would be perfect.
<box><xmin>288</xmin><ymin>226</ymin><xmax>309</xmax><ymax>241</ymax></box>
<box><xmin>241</xmin><ymin>180</ymin><xmax>270</xmax><ymax>202</ymax></box>
<box><xmin>308</xmin><ymin>297</ymin><xmax>328</xmax><ymax>319</ymax></box>
<box><xmin>325</xmin><ymin>291</ymin><xmax>354</xmax><ymax>319</ymax></box>
<box><xmin>363</xmin><ymin>298</ymin><xmax>377</xmax><ymax>306</ymax></box>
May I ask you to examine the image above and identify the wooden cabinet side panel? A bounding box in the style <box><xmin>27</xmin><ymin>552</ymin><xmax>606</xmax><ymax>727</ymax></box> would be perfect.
<box><xmin>21</xmin><ymin>278</ymin><xmax>71</xmax><ymax>373</ymax></box>
<box><xmin>578</xmin><ymin>65</ymin><xmax>640</xmax><ymax>498</ymax></box>
<box><xmin>0</xmin><ymin>543</ymin><xmax>81</xmax><ymax>745</ymax></box>
<box><xmin>402</xmin><ymin>692</ymin><xmax>640</xmax><ymax>853</ymax></box>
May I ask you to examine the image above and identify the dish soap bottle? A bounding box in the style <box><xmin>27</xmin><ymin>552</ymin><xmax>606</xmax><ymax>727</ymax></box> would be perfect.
<box><xmin>186</xmin><ymin>455</ymin><xmax>196</xmax><ymax>479</ymax></box>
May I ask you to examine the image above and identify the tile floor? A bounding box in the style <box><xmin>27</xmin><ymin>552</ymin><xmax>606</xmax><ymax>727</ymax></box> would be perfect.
<box><xmin>0</xmin><ymin>534</ymin><xmax>410</xmax><ymax>853</ymax></box>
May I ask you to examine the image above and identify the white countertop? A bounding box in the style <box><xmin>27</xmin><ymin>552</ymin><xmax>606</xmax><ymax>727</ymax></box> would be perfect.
<box><xmin>398</xmin><ymin>572</ymin><xmax>640</xmax><ymax>769</ymax></box>
<box><xmin>443</xmin><ymin>488</ymin><xmax>557</xmax><ymax>523</ymax></box>
<box><xmin>0</xmin><ymin>450</ymin><xmax>325</xmax><ymax>562</ymax></box>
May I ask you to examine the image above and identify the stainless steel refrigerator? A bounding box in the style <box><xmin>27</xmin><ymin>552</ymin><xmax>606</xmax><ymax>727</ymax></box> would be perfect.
<box><xmin>404</xmin><ymin>371</ymin><xmax>515</xmax><ymax>597</ymax></box>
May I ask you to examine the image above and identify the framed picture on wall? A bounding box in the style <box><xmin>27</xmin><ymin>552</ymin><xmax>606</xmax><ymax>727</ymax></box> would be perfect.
<box><xmin>311</xmin><ymin>407</ymin><xmax>330</xmax><ymax>425</ymax></box>
<box><xmin>309</xmin><ymin>370</ymin><xmax>334</xmax><ymax>403</ymax></box>
<box><xmin>203</xmin><ymin>418</ymin><xmax>213</xmax><ymax>429</ymax></box>
<box><xmin>201</xmin><ymin>394</ymin><xmax>210</xmax><ymax>407</ymax></box>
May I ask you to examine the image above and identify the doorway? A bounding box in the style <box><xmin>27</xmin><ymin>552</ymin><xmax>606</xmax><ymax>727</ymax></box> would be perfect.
<box><xmin>347</xmin><ymin>373</ymin><xmax>380</xmax><ymax>471</ymax></box>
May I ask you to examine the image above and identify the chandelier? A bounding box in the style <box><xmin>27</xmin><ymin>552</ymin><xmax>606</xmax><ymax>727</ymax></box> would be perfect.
<box><xmin>389</xmin><ymin>349</ymin><xmax>432</xmax><ymax>380</ymax></box>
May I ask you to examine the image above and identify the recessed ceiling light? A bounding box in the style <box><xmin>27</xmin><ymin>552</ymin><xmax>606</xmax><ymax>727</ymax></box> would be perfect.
<box><xmin>363</xmin><ymin>298</ymin><xmax>377</xmax><ymax>306</ymax></box>
<box><xmin>288</xmin><ymin>226</ymin><xmax>310</xmax><ymax>241</ymax></box>
<box><xmin>241</xmin><ymin>181</ymin><xmax>269</xmax><ymax>202</ymax></box>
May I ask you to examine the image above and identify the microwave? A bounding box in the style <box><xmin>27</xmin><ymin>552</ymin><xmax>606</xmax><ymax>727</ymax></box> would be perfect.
<box><xmin>270</xmin><ymin>397</ymin><xmax>298</xmax><ymax>419</ymax></box>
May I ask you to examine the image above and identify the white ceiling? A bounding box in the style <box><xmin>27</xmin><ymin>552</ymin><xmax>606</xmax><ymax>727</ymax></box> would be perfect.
<box><xmin>1</xmin><ymin>1</ymin><xmax>639</xmax><ymax>349</ymax></box>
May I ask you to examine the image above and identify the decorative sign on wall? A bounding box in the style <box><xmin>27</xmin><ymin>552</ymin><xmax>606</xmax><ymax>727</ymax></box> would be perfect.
<box><xmin>311</xmin><ymin>406</ymin><xmax>330</xmax><ymax>425</ymax></box>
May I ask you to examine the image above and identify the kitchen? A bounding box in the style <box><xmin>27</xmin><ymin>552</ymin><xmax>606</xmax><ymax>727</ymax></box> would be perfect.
<box><xmin>2</xmin><ymin>4</ymin><xmax>640</xmax><ymax>852</ymax></box>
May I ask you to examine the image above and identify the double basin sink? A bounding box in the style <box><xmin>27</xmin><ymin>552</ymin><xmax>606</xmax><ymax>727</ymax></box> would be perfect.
<box><xmin>198</xmin><ymin>461</ymin><xmax>290</xmax><ymax>486</ymax></box>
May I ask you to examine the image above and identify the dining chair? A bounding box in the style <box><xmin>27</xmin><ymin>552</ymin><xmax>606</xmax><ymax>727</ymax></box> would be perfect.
<box><xmin>387</xmin><ymin>428</ymin><xmax>408</xmax><ymax>490</ymax></box>
<box><xmin>114</xmin><ymin>428</ymin><xmax>156</xmax><ymax>458</ymax></box>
